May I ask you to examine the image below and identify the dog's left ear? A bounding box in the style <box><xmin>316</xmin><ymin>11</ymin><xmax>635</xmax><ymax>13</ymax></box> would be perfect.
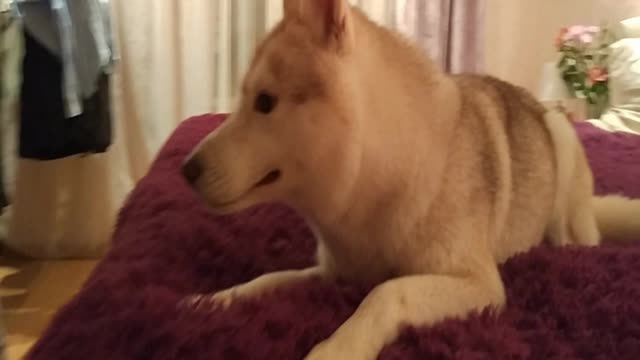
<box><xmin>289</xmin><ymin>0</ymin><xmax>354</xmax><ymax>53</ymax></box>
<box><xmin>283</xmin><ymin>0</ymin><xmax>301</xmax><ymax>18</ymax></box>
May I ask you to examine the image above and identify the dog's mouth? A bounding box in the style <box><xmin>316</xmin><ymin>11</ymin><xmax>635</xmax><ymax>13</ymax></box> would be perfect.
<box><xmin>254</xmin><ymin>169</ymin><xmax>282</xmax><ymax>188</ymax></box>
<box><xmin>206</xmin><ymin>169</ymin><xmax>282</xmax><ymax>212</ymax></box>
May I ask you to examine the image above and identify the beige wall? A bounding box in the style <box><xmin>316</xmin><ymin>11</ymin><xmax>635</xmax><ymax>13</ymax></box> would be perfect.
<box><xmin>485</xmin><ymin>0</ymin><xmax>640</xmax><ymax>94</ymax></box>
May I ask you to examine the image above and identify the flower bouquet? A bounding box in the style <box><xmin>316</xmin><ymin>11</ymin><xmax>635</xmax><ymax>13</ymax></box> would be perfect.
<box><xmin>555</xmin><ymin>25</ymin><xmax>612</xmax><ymax>118</ymax></box>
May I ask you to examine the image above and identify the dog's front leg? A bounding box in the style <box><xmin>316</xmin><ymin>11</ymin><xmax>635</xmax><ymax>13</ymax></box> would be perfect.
<box><xmin>184</xmin><ymin>266</ymin><xmax>325</xmax><ymax>310</ymax></box>
<box><xmin>305</xmin><ymin>270</ymin><xmax>505</xmax><ymax>360</ymax></box>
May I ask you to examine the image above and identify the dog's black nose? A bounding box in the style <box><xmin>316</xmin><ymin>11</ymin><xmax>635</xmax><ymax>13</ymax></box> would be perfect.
<box><xmin>182</xmin><ymin>155</ymin><xmax>203</xmax><ymax>184</ymax></box>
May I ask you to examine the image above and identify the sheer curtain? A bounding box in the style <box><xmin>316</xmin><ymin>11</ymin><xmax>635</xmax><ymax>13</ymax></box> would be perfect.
<box><xmin>4</xmin><ymin>0</ymin><xmax>484</xmax><ymax>258</ymax></box>
<box><xmin>357</xmin><ymin>0</ymin><xmax>484</xmax><ymax>73</ymax></box>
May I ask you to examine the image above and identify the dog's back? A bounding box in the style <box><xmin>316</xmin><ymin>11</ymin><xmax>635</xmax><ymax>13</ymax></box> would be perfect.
<box><xmin>445</xmin><ymin>75</ymin><xmax>557</xmax><ymax>263</ymax></box>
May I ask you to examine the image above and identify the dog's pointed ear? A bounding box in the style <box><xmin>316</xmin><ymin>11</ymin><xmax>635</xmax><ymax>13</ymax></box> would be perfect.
<box><xmin>283</xmin><ymin>0</ymin><xmax>301</xmax><ymax>18</ymax></box>
<box><xmin>287</xmin><ymin>0</ymin><xmax>354</xmax><ymax>52</ymax></box>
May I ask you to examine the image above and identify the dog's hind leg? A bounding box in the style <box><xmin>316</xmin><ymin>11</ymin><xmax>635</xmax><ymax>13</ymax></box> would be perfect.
<box><xmin>566</xmin><ymin>151</ymin><xmax>600</xmax><ymax>246</ymax></box>
<box><xmin>546</xmin><ymin>147</ymin><xmax>600</xmax><ymax>247</ymax></box>
<box><xmin>544</xmin><ymin>112</ymin><xmax>600</xmax><ymax>247</ymax></box>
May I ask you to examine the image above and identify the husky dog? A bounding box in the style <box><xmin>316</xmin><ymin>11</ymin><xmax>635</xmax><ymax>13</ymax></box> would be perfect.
<box><xmin>182</xmin><ymin>1</ymin><xmax>640</xmax><ymax>358</ymax></box>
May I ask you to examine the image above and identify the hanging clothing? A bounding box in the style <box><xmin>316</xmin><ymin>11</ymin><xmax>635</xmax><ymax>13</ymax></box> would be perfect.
<box><xmin>17</xmin><ymin>0</ymin><xmax>114</xmax><ymax>117</ymax></box>
<box><xmin>17</xmin><ymin>0</ymin><xmax>114</xmax><ymax>160</ymax></box>
<box><xmin>0</xmin><ymin>6</ymin><xmax>21</xmax><ymax>208</ymax></box>
<box><xmin>20</xmin><ymin>29</ymin><xmax>111</xmax><ymax>159</ymax></box>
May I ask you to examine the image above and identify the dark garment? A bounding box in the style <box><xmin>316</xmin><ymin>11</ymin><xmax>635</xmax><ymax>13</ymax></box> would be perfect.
<box><xmin>19</xmin><ymin>29</ymin><xmax>111</xmax><ymax>160</ymax></box>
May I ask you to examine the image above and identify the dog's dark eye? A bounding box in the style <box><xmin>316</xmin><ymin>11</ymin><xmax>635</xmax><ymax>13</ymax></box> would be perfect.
<box><xmin>254</xmin><ymin>91</ymin><xmax>277</xmax><ymax>114</ymax></box>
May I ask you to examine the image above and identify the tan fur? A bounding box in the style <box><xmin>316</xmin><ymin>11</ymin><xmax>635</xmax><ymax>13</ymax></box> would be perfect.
<box><xmin>592</xmin><ymin>195</ymin><xmax>640</xmax><ymax>241</ymax></box>
<box><xmin>183</xmin><ymin>1</ymin><xmax>640</xmax><ymax>359</ymax></box>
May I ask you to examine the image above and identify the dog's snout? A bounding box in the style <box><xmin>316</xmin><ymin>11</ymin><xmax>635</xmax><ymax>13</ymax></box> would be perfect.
<box><xmin>182</xmin><ymin>154</ymin><xmax>203</xmax><ymax>184</ymax></box>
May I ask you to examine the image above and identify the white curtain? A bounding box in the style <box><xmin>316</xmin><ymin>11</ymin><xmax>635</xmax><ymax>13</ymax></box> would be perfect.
<box><xmin>4</xmin><ymin>0</ymin><xmax>483</xmax><ymax>258</ymax></box>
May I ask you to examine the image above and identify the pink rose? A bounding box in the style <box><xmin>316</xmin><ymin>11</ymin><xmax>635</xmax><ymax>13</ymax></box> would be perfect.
<box><xmin>588</xmin><ymin>66</ymin><xmax>607</xmax><ymax>82</ymax></box>
<box><xmin>563</xmin><ymin>25</ymin><xmax>601</xmax><ymax>44</ymax></box>
<box><xmin>579</xmin><ymin>32</ymin><xmax>595</xmax><ymax>44</ymax></box>
<box><xmin>555</xmin><ymin>27</ymin><xmax>569</xmax><ymax>49</ymax></box>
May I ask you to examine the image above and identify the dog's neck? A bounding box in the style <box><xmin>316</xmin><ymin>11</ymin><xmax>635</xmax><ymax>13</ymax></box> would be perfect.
<box><xmin>303</xmin><ymin>13</ymin><xmax>462</xmax><ymax>277</ymax></box>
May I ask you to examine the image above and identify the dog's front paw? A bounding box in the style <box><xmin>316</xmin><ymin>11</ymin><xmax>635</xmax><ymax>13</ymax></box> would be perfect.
<box><xmin>180</xmin><ymin>287</ymin><xmax>238</xmax><ymax>311</ymax></box>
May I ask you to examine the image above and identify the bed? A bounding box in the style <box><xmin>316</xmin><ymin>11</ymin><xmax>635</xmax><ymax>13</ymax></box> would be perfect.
<box><xmin>25</xmin><ymin>114</ymin><xmax>640</xmax><ymax>360</ymax></box>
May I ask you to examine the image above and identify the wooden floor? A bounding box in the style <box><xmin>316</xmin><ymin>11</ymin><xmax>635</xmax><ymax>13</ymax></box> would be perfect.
<box><xmin>1</xmin><ymin>258</ymin><xmax>97</xmax><ymax>359</ymax></box>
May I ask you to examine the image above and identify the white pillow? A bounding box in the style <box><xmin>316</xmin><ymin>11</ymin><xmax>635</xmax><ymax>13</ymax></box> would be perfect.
<box><xmin>599</xmin><ymin>38</ymin><xmax>640</xmax><ymax>134</ymax></box>
<box><xmin>612</xmin><ymin>17</ymin><xmax>640</xmax><ymax>39</ymax></box>
<box><xmin>608</xmin><ymin>38</ymin><xmax>640</xmax><ymax>106</ymax></box>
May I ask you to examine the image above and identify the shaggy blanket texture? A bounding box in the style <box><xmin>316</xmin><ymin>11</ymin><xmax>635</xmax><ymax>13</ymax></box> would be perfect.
<box><xmin>27</xmin><ymin>115</ymin><xmax>640</xmax><ymax>360</ymax></box>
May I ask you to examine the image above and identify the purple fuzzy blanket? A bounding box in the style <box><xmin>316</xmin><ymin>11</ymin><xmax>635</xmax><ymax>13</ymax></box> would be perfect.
<box><xmin>27</xmin><ymin>115</ymin><xmax>640</xmax><ymax>360</ymax></box>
